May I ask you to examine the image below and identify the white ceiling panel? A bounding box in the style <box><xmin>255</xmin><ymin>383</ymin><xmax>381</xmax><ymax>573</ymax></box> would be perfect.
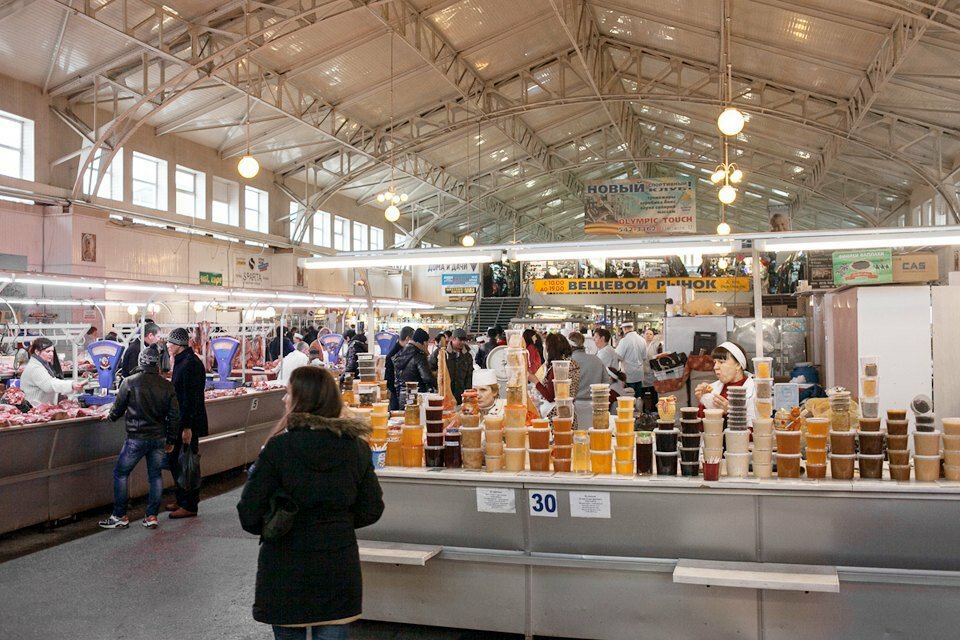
<box><xmin>427</xmin><ymin>0</ymin><xmax>548</xmax><ymax>49</ymax></box>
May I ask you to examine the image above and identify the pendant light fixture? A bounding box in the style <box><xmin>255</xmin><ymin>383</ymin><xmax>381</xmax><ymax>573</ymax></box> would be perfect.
<box><xmin>378</xmin><ymin>31</ymin><xmax>407</xmax><ymax>222</ymax></box>
<box><xmin>717</xmin><ymin>203</ymin><xmax>732</xmax><ymax>236</ymax></box>
<box><xmin>717</xmin><ymin>0</ymin><xmax>744</xmax><ymax>137</ymax></box>
<box><xmin>461</xmin><ymin>121</ymin><xmax>480</xmax><ymax>247</ymax></box>
<box><xmin>237</xmin><ymin>5</ymin><xmax>259</xmax><ymax>180</ymax></box>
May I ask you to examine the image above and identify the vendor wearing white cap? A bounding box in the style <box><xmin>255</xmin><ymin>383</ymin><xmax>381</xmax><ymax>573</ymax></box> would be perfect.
<box><xmin>694</xmin><ymin>340</ymin><xmax>756</xmax><ymax>424</ymax></box>
<box><xmin>473</xmin><ymin>369</ymin><xmax>505</xmax><ymax>417</ymax></box>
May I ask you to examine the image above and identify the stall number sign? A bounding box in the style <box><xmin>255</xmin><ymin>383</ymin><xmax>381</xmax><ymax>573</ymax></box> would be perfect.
<box><xmin>250</xmin><ymin>398</ymin><xmax>259</xmax><ymax>411</ymax></box>
<box><xmin>529</xmin><ymin>490</ymin><xmax>558</xmax><ymax>517</ymax></box>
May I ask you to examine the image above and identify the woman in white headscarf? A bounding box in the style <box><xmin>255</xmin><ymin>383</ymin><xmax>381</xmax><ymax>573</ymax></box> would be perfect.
<box><xmin>473</xmin><ymin>369</ymin><xmax>505</xmax><ymax>417</ymax></box>
<box><xmin>694</xmin><ymin>341</ymin><xmax>756</xmax><ymax>425</ymax></box>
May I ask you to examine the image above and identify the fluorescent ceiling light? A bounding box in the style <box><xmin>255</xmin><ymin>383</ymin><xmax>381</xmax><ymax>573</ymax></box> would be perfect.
<box><xmin>107</xmin><ymin>283</ymin><xmax>175</xmax><ymax>293</ymax></box>
<box><xmin>513</xmin><ymin>242</ymin><xmax>732</xmax><ymax>262</ymax></box>
<box><xmin>277</xmin><ymin>294</ymin><xmax>316</xmax><ymax>301</ymax></box>
<box><xmin>14</xmin><ymin>277</ymin><xmax>105</xmax><ymax>289</ymax></box>
<box><xmin>313</xmin><ymin>295</ymin><xmax>347</xmax><ymax>303</ymax></box>
<box><xmin>305</xmin><ymin>250</ymin><xmax>500</xmax><ymax>270</ymax></box>
<box><xmin>232</xmin><ymin>291</ymin><xmax>276</xmax><ymax>299</ymax></box>
<box><xmin>763</xmin><ymin>229</ymin><xmax>960</xmax><ymax>252</ymax></box>
<box><xmin>176</xmin><ymin>287</ymin><xmax>223</xmax><ymax>296</ymax></box>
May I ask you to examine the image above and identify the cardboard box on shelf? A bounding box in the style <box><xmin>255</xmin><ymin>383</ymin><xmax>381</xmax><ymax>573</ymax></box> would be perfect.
<box><xmin>771</xmin><ymin>304</ymin><xmax>789</xmax><ymax>317</ymax></box>
<box><xmin>727</xmin><ymin>305</ymin><xmax>753</xmax><ymax>318</ymax></box>
<box><xmin>893</xmin><ymin>253</ymin><xmax>939</xmax><ymax>283</ymax></box>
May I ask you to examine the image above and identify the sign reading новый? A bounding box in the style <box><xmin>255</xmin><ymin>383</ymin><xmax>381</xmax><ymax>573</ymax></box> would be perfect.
<box><xmin>533</xmin><ymin>277</ymin><xmax>751</xmax><ymax>294</ymax></box>
<box><xmin>583</xmin><ymin>178</ymin><xmax>696</xmax><ymax>235</ymax></box>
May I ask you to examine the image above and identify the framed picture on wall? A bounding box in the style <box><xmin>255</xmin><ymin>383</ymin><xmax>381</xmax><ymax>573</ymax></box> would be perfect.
<box><xmin>81</xmin><ymin>233</ymin><xmax>97</xmax><ymax>263</ymax></box>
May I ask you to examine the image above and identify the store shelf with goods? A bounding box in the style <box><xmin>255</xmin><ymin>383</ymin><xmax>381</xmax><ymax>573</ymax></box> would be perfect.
<box><xmin>360</xmin><ymin>469</ymin><xmax>960</xmax><ymax>640</ymax></box>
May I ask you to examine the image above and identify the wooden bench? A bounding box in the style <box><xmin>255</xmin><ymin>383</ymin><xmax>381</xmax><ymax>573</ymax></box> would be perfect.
<box><xmin>358</xmin><ymin>540</ymin><xmax>442</xmax><ymax>566</ymax></box>
<box><xmin>673</xmin><ymin>558</ymin><xmax>840</xmax><ymax>593</ymax></box>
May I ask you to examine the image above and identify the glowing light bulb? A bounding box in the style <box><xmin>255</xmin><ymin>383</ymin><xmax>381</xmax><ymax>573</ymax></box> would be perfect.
<box><xmin>548</xmin><ymin>266</ymin><xmax>559</xmax><ymax>276</ymax></box>
<box><xmin>461</xmin><ymin>233</ymin><xmax>476</xmax><ymax>247</ymax></box>
<box><xmin>717</xmin><ymin>107</ymin><xmax>745</xmax><ymax>136</ymax></box>
<box><xmin>377</xmin><ymin>193</ymin><xmax>386</xmax><ymax>203</ymax></box>
<box><xmin>716</xmin><ymin>221</ymin><xmax>732</xmax><ymax>236</ymax></box>
<box><xmin>710</xmin><ymin>168</ymin><xmax>726</xmax><ymax>184</ymax></box>
<box><xmin>126</xmin><ymin>305</ymin><xmax>139</xmax><ymax>316</ymax></box>
<box><xmin>193</xmin><ymin>301</ymin><xmax>205</xmax><ymax>313</ymax></box>
<box><xmin>718</xmin><ymin>185</ymin><xmax>737</xmax><ymax>204</ymax></box>
<box><xmin>717</xmin><ymin>257</ymin><xmax>729</xmax><ymax>269</ymax></box>
<box><xmin>385</xmin><ymin>205</ymin><xmax>400</xmax><ymax>222</ymax></box>
<box><xmin>237</xmin><ymin>155</ymin><xmax>260</xmax><ymax>179</ymax></box>
<box><xmin>730</xmin><ymin>168</ymin><xmax>743</xmax><ymax>183</ymax></box>
<box><xmin>400</xmin><ymin>193</ymin><xmax>408</xmax><ymax>202</ymax></box>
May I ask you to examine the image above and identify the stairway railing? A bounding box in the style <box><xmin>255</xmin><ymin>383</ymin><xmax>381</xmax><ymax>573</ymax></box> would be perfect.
<box><xmin>465</xmin><ymin>285</ymin><xmax>483</xmax><ymax>333</ymax></box>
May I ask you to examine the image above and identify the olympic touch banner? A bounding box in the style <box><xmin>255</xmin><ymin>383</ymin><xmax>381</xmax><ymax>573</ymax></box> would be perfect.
<box><xmin>582</xmin><ymin>178</ymin><xmax>696</xmax><ymax>235</ymax></box>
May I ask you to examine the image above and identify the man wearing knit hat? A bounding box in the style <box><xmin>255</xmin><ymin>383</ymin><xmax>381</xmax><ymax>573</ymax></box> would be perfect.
<box><xmin>392</xmin><ymin>328</ymin><xmax>435</xmax><ymax>403</ymax></box>
<box><xmin>164</xmin><ymin>327</ymin><xmax>208</xmax><ymax>518</ymax></box>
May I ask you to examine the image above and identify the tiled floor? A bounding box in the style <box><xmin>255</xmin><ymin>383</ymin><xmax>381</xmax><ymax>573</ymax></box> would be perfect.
<box><xmin>0</xmin><ymin>473</ymin><xmax>556</xmax><ymax>640</ymax></box>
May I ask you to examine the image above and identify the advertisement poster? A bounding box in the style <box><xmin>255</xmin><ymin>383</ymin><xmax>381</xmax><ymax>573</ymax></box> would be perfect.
<box><xmin>832</xmin><ymin>249</ymin><xmax>892</xmax><ymax>286</ymax></box>
<box><xmin>807</xmin><ymin>251</ymin><xmax>834</xmax><ymax>290</ymax></box>
<box><xmin>425</xmin><ymin>262</ymin><xmax>481</xmax><ymax>277</ymax></box>
<box><xmin>532</xmin><ymin>277</ymin><xmax>751</xmax><ymax>294</ymax></box>
<box><xmin>582</xmin><ymin>178</ymin><xmax>696</xmax><ymax>235</ymax></box>
<box><xmin>199</xmin><ymin>271</ymin><xmax>223</xmax><ymax>286</ymax></box>
<box><xmin>233</xmin><ymin>254</ymin><xmax>270</xmax><ymax>287</ymax></box>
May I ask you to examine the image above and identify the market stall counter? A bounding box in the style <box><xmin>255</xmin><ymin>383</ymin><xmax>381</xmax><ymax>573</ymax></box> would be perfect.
<box><xmin>359</xmin><ymin>468</ymin><xmax>960</xmax><ymax>640</ymax></box>
<box><xmin>0</xmin><ymin>388</ymin><xmax>285</xmax><ymax>535</ymax></box>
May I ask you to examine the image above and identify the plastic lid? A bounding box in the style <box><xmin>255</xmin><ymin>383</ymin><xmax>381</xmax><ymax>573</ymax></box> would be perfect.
<box><xmin>773</xmin><ymin>452</ymin><xmax>802</xmax><ymax>458</ymax></box>
<box><xmin>653</xmin><ymin>428</ymin><xmax>680</xmax><ymax>434</ymax></box>
<box><xmin>725</xmin><ymin>451</ymin><xmax>752</xmax><ymax>458</ymax></box>
<box><xmin>828</xmin><ymin>453</ymin><xmax>856</xmax><ymax>459</ymax></box>
<box><xmin>858</xmin><ymin>453</ymin><xmax>885</xmax><ymax>459</ymax></box>
<box><xmin>654</xmin><ymin>450</ymin><xmax>678</xmax><ymax>457</ymax></box>
<box><xmin>913</xmin><ymin>453</ymin><xmax>942</xmax><ymax>459</ymax></box>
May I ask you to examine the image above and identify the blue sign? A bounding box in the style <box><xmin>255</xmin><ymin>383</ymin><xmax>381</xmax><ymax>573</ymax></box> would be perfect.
<box><xmin>442</xmin><ymin>273</ymin><xmax>480</xmax><ymax>287</ymax></box>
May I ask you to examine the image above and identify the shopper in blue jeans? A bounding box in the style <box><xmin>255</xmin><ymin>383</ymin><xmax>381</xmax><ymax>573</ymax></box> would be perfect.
<box><xmin>99</xmin><ymin>346</ymin><xmax>181</xmax><ymax>530</ymax></box>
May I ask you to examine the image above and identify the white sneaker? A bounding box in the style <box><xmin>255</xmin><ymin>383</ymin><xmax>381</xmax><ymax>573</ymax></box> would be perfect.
<box><xmin>141</xmin><ymin>516</ymin><xmax>159</xmax><ymax>529</ymax></box>
<box><xmin>98</xmin><ymin>515</ymin><xmax>129</xmax><ymax>529</ymax></box>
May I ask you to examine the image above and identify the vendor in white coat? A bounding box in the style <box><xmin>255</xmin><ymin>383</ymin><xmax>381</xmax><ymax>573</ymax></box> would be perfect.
<box><xmin>473</xmin><ymin>369</ymin><xmax>505</xmax><ymax>417</ymax></box>
<box><xmin>20</xmin><ymin>338</ymin><xmax>84</xmax><ymax>407</ymax></box>
<box><xmin>694</xmin><ymin>341</ymin><xmax>756</xmax><ymax>425</ymax></box>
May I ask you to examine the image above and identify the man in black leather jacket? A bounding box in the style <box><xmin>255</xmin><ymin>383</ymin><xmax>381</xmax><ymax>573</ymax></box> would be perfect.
<box><xmin>392</xmin><ymin>328</ymin><xmax>435</xmax><ymax>404</ymax></box>
<box><xmin>99</xmin><ymin>346</ymin><xmax>181</xmax><ymax>530</ymax></box>
<box><xmin>164</xmin><ymin>327</ymin><xmax>208</xmax><ymax>519</ymax></box>
<box><xmin>344</xmin><ymin>331</ymin><xmax>368</xmax><ymax>376</ymax></box>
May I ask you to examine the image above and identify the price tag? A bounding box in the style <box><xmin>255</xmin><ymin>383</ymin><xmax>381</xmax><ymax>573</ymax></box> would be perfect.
<box><xmin>476</xmin><ymin>487</ymin><xmax>516</xmax><ymax>514</ymax></box>
<box><xmin>250</xmin><ymin>398</ymin><xmax>259</xmax><ymax>411</ymax></box>
<box><xmin>528</xmin><ymin>489</ymin><xmax>558</xmax><ymax>517</ymax></box>
<box><xmin>570</xmin><ymin>491</ymin><xmax>611</xmax><ymax>519</ymax></box>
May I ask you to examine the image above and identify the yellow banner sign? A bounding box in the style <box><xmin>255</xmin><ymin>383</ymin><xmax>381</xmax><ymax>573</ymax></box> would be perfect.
<box><xmin>532</xmin><ymin>277</ymin><xmax>751</xmax><ymax>294</ymax></box>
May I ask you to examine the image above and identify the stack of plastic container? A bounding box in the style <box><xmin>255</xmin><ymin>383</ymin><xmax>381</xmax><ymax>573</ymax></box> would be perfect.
<box><xmin>752</xmin><ymin>417</ymin><xmax>774</xmax><ymax>478</ymax></box>
<box><xmin>804</xmin><ymin>417</ymin><xmax>828</xmax><ymax>479</ymax></box>
<box><xmin>857</xmin><ymin>415</ymin><xmax>884</xmax><ymax>480</ymax></box>
<box><xmin>702</xmin><ymin>408</ymin><xmax>724</xmax><ymax>476</ymax></box>
<box><xmin>828</xmin><ymin>389</ymin><xmax>855</xmax><ymax>480</ymax></box>
<box><xmin>913</xmin><ymin>405</ymin><xmax>941</xmax><ymax>482</ymax></box>
<box><xmin>589</xmin><ymin>383</ymin><xmax>613</xmax><ymax>474</ymax></box>
<box><xmin>679</xmin><ymin>407</ymin><xmax>701</xmax><ymax>477</ymax></box>
<box><xmin>885</xmin><ymin>409</ymin><xmax>910</xmax><ymax>481</ymax></box>
<box><xmin>503</xmin><ymin>402</ymin><xmax>527</xmax><ymax>472</ymax></box>
<box><xmin>402</xmin><ymin>391</ymin><xmax>425</xmax><ymax>468</ymax></box>
<box><xmin>654</xmin><ymin>396</ymin><xmax>678</xmax><ymax>476</ymax></box>
<box><xmin>943</xmin><ymin>417</ymin><xmax>960</xmax><ymax>481</ymax></box>
<box><xmin>774</xmin><ymin>423</ymin><xmax>801</xmax><ymax>478</ymax></box>
<box><xmin>553</xmin><ymin>399</ymin><xmax>574</xmax><ymax>471</ymax></box>
<box><xmin>754</xmin><ymin>374</ymin><xmax>773</xmax><ymax>421</ymax></box>
<box><xmin>458</xmin><ymin>390</ymin><xmax>482</xmax><ymax>469</ymax></box>
<box><xmin>357</xmin><ymin>353</ymin><xmax>377</xmax><ymax>383</ymax></box>
<box><xmin>859</xmin><ymin>357</ymin><xmax>880</xmax><ymax>420</ymax></box>
<box><xmin>369</xmin><ymin>402</ymin><xmax>389</xmax><ymax>447</ymax></box>
<box><xmin>724</xmin><ymin>387</ymin><xmax>750</xmax><ymax>478</ymax></box>
<box><xmin>423</xmin><ymin>395</ymin><xmax>444</xmax><ymax>468</ymax></box>
<box><xmin>614</xmin><ymin>396</ymin><xmax>636</xmax><ymax>475</ymax></box>
<box><xmin>483</xmin><ymin>413</ymin><xmax>504</xmax><ymax>472</ymax></box>
<box><xmin>505</xmin><ymin>330</ymin><xmax>528</xmax><ymax>407</ymax></box>
<box><xmin>527</xmin><ymin>417</ymin><xmax>551</xmax><ymax>471</ymax></box>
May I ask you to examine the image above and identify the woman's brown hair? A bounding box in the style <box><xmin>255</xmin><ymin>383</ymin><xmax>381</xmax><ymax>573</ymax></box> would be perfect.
<box><xmin>544</xmin><ymin>332</ymin><xmax>572</xmax><ymax>365</ymax></box>
<box><xmin>27</xmin><ymin>337</ymin><xmax>54</xmax><ymax>357</ymax></box>
<box><xmin>269</xmin><ymin>367</ymin><xmax>343</xmax><ymax>438</ymax></box>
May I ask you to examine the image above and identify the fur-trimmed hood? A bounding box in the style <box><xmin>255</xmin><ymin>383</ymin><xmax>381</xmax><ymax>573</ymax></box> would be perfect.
<box><xmin>285</xmin><ymin>412</ymin><xmax>371</xmax><ymax>438</ymax></box>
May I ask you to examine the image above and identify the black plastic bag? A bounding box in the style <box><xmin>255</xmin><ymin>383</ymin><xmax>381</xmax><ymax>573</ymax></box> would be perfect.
<box><xmin>177</xmin><ymin>446</ymin><xmax>202</xmax><ymax>492</ymax></box>
<box><xmin>261</xmin><ymin>489</ymin><xmax>298</xmax><ymax>541</ymax></box>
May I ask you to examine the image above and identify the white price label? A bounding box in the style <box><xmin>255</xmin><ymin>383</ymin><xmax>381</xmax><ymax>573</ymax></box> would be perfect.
<box><xmin>528</xmin><ymin>490</ymin><xmax>558</xmax><ymax>517</ymax></box>
<box><xmin>569</xmin><ymin>491</ymin><xmax>611</xmax><ymax>519</ymax></box>
<box><xmin>476</xmin><ymin>487</ymin><xmax>516</xmax><ymax>514</ymax></box>
<box><xmin>250</xmin><ymin>398</ymin><xmax>259</xmax><ymax>411</ymax></box>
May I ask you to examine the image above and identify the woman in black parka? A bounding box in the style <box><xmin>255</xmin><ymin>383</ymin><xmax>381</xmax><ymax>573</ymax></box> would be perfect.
<box><xmin>238</xmin><ymin>367</ymin><xmax>384</xmax><ymax>640</ymax></box>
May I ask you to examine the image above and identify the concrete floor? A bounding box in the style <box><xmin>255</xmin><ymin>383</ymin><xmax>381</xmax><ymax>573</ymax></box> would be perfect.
<box><xmin>0</xmin><ymin>477</ymin><xmax>540</xmax><ymax>640</ymax></box>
